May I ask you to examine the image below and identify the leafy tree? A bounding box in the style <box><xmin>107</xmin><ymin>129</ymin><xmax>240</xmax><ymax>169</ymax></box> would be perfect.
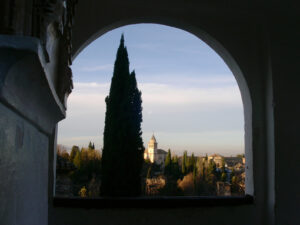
<box><xmin>78</xmin><ymin>186</ymin><xmax>87</xmax><ymax>197</ymax></box>
<box><xmin>61</xmin><ymin>151</ymin><xmax>70</xmax><ymax>160</ymax></box>
<box><xmin>101</xmin><ymin>35</ymin><xmax>144</xmax><ymax>196</ymax></box>
<box><xmin>205</xmin><ymin>153</ymin><xmax>208</xmax><ymax>161</ymax></box>
<box><xmin>206</xmin><ymin>160</ymin><xmax>217</xmax><ymax>195</ymax></box>
<box><xmin>230</xmin><ymin>168</ymin><xmax>235</xmax><ymax>181</ymax></box>
<box><xmin>144</xmin><ymin>158</ymin><xmax>151</xmax><ymax>164</ymax></box>
<box><xmin>80</xmin><ymin>148</ymin><xmax>89</xmax><ymax>168</ymax></box>
<box><xmin>57</xmin><ymin>145</ymin><xmax>70</xmax><ymax>160</ymax></box>
<box><xmin>207</xmin><ymin>160</ymin><xmax>217</xmax><ymax>175</ymax></box>
<box><xmin>236</xmin><ymin>154</ymin><xmax>245</xmax><ymax>159</ymax></box>
<box><xmin>73</xmin><ymin>151</ymin><xmax>81</xmax><ymax>169</ymax></box>
<box><xmin>221</xmin><ymin>172</ymin><xmax>227</xmax><ymax>182</ymax></box>
<box><xmin>70</xmin><ymin>145</ymin><xmax>80</xmax><ymax>161</ymax></box>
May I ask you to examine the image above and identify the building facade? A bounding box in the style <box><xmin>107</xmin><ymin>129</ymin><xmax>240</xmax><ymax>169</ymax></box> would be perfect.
<box><xmin>144</xmin><ymin>135</ymin><xmax>167</xmax><ymax>165</ymax></box>
<box><xmin>208</xmin><ymin>154</ymin><xmax>224</xmax><ymax>168</ymax></box>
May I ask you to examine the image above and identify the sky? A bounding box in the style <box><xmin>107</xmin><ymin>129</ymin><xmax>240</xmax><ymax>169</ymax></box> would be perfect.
<box><xmin>57</xmin><ymin>24</ymin><xmax>244</xmax><ymax>156</ymax></box>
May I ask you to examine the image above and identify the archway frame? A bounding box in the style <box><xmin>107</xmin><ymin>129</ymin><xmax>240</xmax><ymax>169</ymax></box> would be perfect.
<box><xmin>70</xmin><ymin>18</ymin><xmax>254</xmax><ymax>196</ymax></box>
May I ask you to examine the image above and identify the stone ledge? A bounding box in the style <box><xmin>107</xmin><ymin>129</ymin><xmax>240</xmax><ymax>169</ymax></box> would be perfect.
<box><xmin>53</xmin><ymin>195</ymin><xmax>254</xmax><ymax>209</ymax></box>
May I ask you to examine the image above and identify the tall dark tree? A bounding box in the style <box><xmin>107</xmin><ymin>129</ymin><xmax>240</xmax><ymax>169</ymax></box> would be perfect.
<box><xmin>164</xmin><ymin>149</ymin><xmax>172</xmax><ymax>175</ymax></box>
<box><xmin>101</xmin><ymin>35</ymin><xmax>144</xmax><ymax>196</ymax></box>
<box><xmin>88</xmin><ymin>141</ymin><xmax>92</xmax><ymax>149</ymax></box>
<box><xmin>182</xmin><ymin>151</ymin><xmax>187</xmax><ymax>175</ymax></box>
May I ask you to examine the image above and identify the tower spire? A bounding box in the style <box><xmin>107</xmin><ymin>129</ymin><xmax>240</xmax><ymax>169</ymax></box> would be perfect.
<box><xmin>120</xmin><ymin>33</ymin><xmax>125</xmax><ymax>46</ymax></box>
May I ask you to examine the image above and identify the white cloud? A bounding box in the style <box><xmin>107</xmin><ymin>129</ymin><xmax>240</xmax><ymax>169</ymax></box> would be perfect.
<box><xmin>136</xmin><ymin>73</ymin><xmax>237</xmax><ymax>86</ymax></box>
<box><xmin>61</xmin><ymin>81</ymin><xmax>244</xmax><ymax>153</ymax></box>
<box><xmin>70</xmin><ymin>81</ymin><xmax>241</xmax><ymax>106</ymax></box>
<box><xmin>65</xmin><ymin>81</ymin><xmax>242</xmax><ymax>122</ymax></box>
<box><xmin>79</xmin><ymin>64</ymin><xmax>113</xmax><ymax>72</ymax></box>
<box><xmin>74</xmin><ymin>82</ymin><xmax>110</xmax><ymax>88</ymax></box>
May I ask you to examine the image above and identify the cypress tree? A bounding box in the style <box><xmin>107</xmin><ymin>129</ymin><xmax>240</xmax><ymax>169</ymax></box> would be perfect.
<box><xmin>147</xmin><ymin>166</ymin><xmax>152</xmax><ymax>179</ymax></box>
<box><xmin>164</xmin><ymin>149</ymin><xmax>172</xmax><ymax>175</ymax></box>
<box><xmin>88</xmin><ymin>141</ymin><xmax>92</xmax><ymax>149</ymax></box>
<box><xmin>101</xmin><ymin>35</ymin><xmax>144</xmax><ymax>196</ymax></box>
<box><xmin>171</xmin><ymin>155</ymin><xmax>181</xmax><ymax>179</ymax></box>
<box><xmin>193</xmin><ymin>165</ymin><xmax>197</xmax><ymax>190</ymax></box>
<box><xmin>182</xmin><ymin>151</ymin><xmax>187</xmax><ymax>175</ymax></box>
<box><xmin>172</xmin><ymin>155</ymin><xmax>178</xmax><ymax>164</ymax></box>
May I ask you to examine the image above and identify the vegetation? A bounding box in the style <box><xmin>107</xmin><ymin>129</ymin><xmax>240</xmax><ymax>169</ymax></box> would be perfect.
<box><xmin>101</xmin><ymin>35</ymin><xmax>144</xmax><ymax>196</ymax></box>
<box><xmin>56</xmin><ymin>144</ymin><xmax>101</xmax><ymax>197</ymax></box>
<box><xmin>56</xmin><ymin>144</ymin><xmax>245</xmax><ymax>197</ymax></box>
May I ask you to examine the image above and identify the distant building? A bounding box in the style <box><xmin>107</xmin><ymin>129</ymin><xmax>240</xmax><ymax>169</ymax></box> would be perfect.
<box><xmin>144</xmin><ymin>134</ymin><xmax>167</xmax><ymax>165</ymax></box>
<box><xmin>224</xmin><ymin>157</ymin><xmax>243</xmax><ymax>168</ymax></box>
<box><xmin>234</xmin><ymin>162</ymin><xmax>245</xmax><ymax>171</ymax></box>
<box><xmin>208</xmin><ymin>154</ymin><xmax>224</xmax><ymax>168</ymax></box>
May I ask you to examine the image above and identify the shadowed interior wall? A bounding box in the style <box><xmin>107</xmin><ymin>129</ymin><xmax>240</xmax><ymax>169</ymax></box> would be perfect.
<box><xmin>0</xmin><ymin>103</ymin><xmax>48</xmax><ymax>225</ymax></box>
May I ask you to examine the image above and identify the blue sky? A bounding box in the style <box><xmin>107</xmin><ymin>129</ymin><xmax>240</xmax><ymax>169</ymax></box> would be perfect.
<box><xmin>58</xmin><ymin>24</ymin><xmax>244</xmax><ymax>156</ymax></box>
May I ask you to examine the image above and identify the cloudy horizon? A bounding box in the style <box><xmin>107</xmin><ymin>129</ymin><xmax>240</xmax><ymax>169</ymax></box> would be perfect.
<box><xmin>58</xmin><ymin>24</ymin><xmax>244</xmax><ymax>157</ymax></box>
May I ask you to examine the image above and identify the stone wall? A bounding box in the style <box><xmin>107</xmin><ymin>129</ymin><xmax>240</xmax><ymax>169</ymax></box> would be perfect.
<box><xmin>0</xmin><ymin>103</ymin><xmax>48</xmax><ymax>225</ymax></box>
<box><xmin>0</xmin><ymin>35</ymin><xmax>66</xmax><ymax>225</ymax></box>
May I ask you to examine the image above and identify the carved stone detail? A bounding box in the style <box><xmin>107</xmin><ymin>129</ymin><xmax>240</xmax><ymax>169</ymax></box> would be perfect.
<box><xmin>56</xmin><ymin>0</ymin><xmax>78</xmax><ymax>107</ymax></box>
<box><xmin>0</xmin><ymin>0</ymin><xmax>78</xmax><ymax>108</ymax></box>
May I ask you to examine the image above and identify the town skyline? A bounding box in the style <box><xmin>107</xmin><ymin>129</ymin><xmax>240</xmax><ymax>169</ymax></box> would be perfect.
<box><xmin>58</xmin><ymin>133</ymin><xmax>244</xmax><ymax>157</ymax></box>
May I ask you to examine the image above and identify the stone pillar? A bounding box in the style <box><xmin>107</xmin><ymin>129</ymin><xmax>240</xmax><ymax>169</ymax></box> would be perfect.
<box><xmin>0</xmin><ymin>36</ymin><xmax>65</xmax><ymax>225</ymax></box>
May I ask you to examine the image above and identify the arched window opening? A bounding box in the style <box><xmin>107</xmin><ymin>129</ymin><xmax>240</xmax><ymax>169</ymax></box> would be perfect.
<box><xmin>55</xmin><ymin>24</ymin><xmax>246</xmax><ymax>198</ymax></box>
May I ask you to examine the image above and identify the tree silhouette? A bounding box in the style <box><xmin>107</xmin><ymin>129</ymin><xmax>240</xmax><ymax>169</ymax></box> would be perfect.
<box><xmin>164</xmin><ymin>149</ymin><xmax>172</xmax><ymax>176</ymax></box>
<box><xmin>182</xmin><ymin>151</ymin><xmax>188</xmax><ymax>175</ymax></box>
<box><xmin>101</xmin><ymin>35</ymin><xmax>144</xmax><ymax>196</ymax></box>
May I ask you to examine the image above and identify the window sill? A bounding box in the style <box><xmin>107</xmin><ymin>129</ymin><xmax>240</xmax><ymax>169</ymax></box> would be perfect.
<box><xmin>53</xmin><ymin>195</ymin><xmax>254</xmax><ymax>209</ymax></box>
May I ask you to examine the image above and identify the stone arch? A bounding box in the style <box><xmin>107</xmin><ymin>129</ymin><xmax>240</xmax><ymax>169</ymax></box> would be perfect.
<box><xmin>71</xmin><ymin>17</ymin><xmax>254</xmax><ymax>196</ymax></box>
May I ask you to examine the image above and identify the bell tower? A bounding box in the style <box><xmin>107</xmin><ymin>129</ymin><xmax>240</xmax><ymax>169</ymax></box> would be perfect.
<box><xmin>148</xmin><ymin>134</ymin><xmax>158</xmax><ymax>163</ymax></box>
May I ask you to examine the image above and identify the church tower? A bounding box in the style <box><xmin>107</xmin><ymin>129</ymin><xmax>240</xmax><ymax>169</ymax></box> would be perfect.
<box><xmin>147</xmin><ymin>134</ymin><xmax>157</xmax><ymax>163</ymax></box>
